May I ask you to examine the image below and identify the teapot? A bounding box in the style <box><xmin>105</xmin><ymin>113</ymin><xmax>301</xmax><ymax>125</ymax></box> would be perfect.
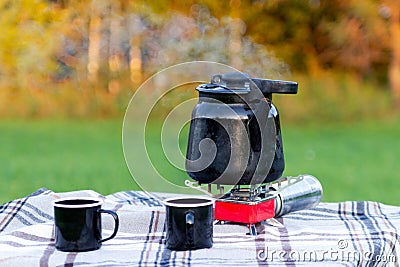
<box><xmin>185</xmin><ymin>72</ymin><xmax>297</xmax><ymax>185</ymax></box>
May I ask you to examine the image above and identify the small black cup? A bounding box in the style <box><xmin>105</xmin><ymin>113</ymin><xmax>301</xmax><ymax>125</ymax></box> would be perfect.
<box><xmin>164</xmin><ymin>196</ymin><xmax>214</xmax><ymax>251</ymax></box>
<box><xmin>52</xmin><ymin>197</ymin><xmax>119</xmax><ymax>252</ymax></box>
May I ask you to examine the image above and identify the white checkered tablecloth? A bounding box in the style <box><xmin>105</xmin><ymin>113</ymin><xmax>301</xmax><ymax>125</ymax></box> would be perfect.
<box><xmin>0</xmin><ymin>188</ymin><xmax>399</xmax><ymax>266</ymax></box>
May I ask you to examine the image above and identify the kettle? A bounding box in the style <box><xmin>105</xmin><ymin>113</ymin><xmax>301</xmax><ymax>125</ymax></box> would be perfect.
<box><xmin>185</xmin><ymin>72</ymin><xmax>297</xmax><ymax>185</ymax></box>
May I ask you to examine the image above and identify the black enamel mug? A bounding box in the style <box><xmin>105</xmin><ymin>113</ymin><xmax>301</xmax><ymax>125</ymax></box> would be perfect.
<box><xmin>164</xmin><ymin>196</ymin><xmax>214</xmax><ymax>251</ymax></box>
<box><xmin>52</xmin><ymin>197</ymin><xmax>119</xmax><ymax>252</ymax></box>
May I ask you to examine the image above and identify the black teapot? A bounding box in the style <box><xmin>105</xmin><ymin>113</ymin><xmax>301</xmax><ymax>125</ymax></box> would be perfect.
<box><xmin>185</xmin><ymin>72</ymin><xmax>297</xmax><ymax>185</ymax></box>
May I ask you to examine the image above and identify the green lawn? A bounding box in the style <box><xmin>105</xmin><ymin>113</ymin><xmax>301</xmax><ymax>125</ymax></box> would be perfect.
<box><xmin>0</xmin><ymin>119</ymin><xmax>134</xmax><ymax>204</ymax></box>
<box><xmin>0</xmin><ymin>118</ymin><xmax>399</xmax><ymax>206</ymax></box>
<box><xmin>283</xmin><ymin>120</ymin><xmax>400</xmax><ymax>205</ymax></box>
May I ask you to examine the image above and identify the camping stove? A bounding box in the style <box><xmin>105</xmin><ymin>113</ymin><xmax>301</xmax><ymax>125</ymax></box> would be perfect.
<box><xmin>185</xmin><ymin>72</ymin><xmax>323</xmax><ymax>235</ymax></box>
<box><xmin>214</xmin><ymin>183</ymin><xmax>276</xmax><ymax>225</ymax></box>
<box><xmin>187</xmin><ymin>175</ymin><xmax>322</xmax><ymax>235</ymax></box>
<box><xmin>214</xmin><ymin>183</ymin><xmax>276</xmax><ymax>235</ymax></box>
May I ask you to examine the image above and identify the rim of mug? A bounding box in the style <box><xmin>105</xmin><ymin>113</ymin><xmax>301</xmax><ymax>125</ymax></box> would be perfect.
<box><xmin>163</xmin><ymin>196</ymin><xmax>214</xmax><ymax>208</ymax></box>
<box><xmin>52</xmin><ymin>197</ymin><xmax>104</xmax><ymax>208</ymax></box>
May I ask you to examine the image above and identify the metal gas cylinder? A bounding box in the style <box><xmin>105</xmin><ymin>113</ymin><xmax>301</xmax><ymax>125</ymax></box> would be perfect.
<box><xmin>274</xmin><ymin>175</ymin><xmax>323</xmax><ymax>217</ymax></box>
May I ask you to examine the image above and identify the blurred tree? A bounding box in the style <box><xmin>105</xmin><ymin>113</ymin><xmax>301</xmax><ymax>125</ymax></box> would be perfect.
<box><xmin>317</xmin><ymin>1</ymin><xmax>389</xmax><ymax>78</ymax></box>
<box><xmin>218</xmin><ymin>0</ymin><xmax>390</xmax><ymax>79</ymax></box>
<box><xmin>145</xmin><ymin>0</ymin><xmax>392</xmax><ymax>83</ymax></box>
<box><xmin>1</xmin><ymin>0</ymin><xmax>398</xmax><ymax>115</ymax></box>
<box><xmin>0</xmin><ymin>0</ymin><xmax>66</xmax><ymax>90</ymax></box>
<box><xmin>382</xmin><ymin>0</ymin><xmax>400</xmax><ymax>107</ymax></box>
<box><xmin>200</xmin><ymin>0</ymin><xmax>397</xmax><ymax>103</ymax></box>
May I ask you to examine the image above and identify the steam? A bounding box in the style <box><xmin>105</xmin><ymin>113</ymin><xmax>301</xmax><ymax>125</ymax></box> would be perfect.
<box><xmin>137</xmin><ymin>5</ymin><xmax>290</xmax><ymax>78</ymax></box>
<box><xmin>60</xmin><ymin>4</ymin><xmax>290</xmax><ymax>83</ymax></box>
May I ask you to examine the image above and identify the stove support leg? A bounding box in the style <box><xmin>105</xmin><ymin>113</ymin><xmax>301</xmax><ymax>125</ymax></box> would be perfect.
<box><xmin>248</xmin><ymin>224</ymin><xmax>258</xmax><ymax>236</ymax></box>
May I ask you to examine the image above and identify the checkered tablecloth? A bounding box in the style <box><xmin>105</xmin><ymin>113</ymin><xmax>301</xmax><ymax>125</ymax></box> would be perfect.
<box><xmin>0</xmin><ymin>188</ymin><xmax>399</xmax><ymax>266</ymax></box>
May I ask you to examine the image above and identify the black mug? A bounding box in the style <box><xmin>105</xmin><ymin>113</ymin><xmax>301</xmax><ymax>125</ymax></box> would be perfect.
<box><xmin>164</xmin><ymin>196</ymin><xmax>214</xmax><ymax>251</ymax></box>
<box><xmin>52</xmin><ymin>197</ymin><xmax>119</xmax><ymax>252</ymax></box>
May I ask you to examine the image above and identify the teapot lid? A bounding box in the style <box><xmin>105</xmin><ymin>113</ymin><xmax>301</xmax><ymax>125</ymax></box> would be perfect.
<box><xmin>196</xmin><ymin>72</ymin><xmax>298</xmax><ymax>104</ymax></box>
<box><xmin>196</xmin><ymin>72</ymin><xmax>251</xmax><ymax>95</ymax></box>
<box><xmin>211</xmin><ymin>72</ymin><xmax>252</xmax><ymax>90</ymax></box>
<box><xmin>197</xmin><ymin>71</ymin><xmax>298</xmax><ymax>97</ymax></box>
<box><xmin>195</xmin><ymin>72</ymin><xmax>252</xmax><ymax>104</ymax></box>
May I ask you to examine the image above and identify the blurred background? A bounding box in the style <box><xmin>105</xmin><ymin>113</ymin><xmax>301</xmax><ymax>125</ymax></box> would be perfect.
<box><xmin>0</xmin><ymin>0</ymin><xmax>399</xmax><ymax>205</ymax></box>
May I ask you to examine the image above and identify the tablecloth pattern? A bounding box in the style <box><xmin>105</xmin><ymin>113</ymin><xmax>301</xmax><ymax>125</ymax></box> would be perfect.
<box><xmin>0</xmin><ymin>188</ymin><xmax>399</xmax><ymax>266</ymax></box>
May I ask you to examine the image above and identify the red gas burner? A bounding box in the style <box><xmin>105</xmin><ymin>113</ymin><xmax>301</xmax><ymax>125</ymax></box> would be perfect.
<box><xmin>186</xmin><ymin>175</ymin><xmax>323</xmax><ymax>235</ymax></box>
<box><xmin>213</xmin><ymin>184</ymin><xmax>278</xmax><ymax>235</ymax></box>
<box><xmin>215</xmin><ymin>197</ymin><xmax>275</xmax><ymax>224</ymax></box>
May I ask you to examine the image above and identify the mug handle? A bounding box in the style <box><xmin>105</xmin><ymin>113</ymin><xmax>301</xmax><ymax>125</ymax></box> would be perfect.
<box><xmin>99</xmin><ymin>209</ymin><xmax>119</xmax><ymax>243</ymax></box>
<box><xmin>185</xmin><ymin>210</ymin><xmax>195</xmax><ymax>247</ymax></box>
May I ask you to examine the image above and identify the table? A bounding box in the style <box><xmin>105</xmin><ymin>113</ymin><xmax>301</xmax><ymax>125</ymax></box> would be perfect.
<box><xmin>0</xmin><ymin>188</ymin><xmax>399</xmax><ymax>266</ymax></box>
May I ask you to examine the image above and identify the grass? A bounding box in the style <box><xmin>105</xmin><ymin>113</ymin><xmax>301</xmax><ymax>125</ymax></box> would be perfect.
<box><xmin>0</xmin><ymin>117</ymin><xmax>399</xmax><ymax>206</ymax></box>
<box><xmin>282</xmin><ymin>119</ymin><xmax>400</xmax><ymax>205</ymax></box>
<box><xmin>0</xmin><ymin>119</ymin><xmax>134</xmax><ymax>204</ymax></box>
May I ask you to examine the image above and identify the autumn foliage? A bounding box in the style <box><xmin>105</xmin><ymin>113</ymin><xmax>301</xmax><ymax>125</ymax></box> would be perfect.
<box><xmin>0</xmin><ymin>0</ymin><xmax>398</xmax><ymax>119</ymax></box>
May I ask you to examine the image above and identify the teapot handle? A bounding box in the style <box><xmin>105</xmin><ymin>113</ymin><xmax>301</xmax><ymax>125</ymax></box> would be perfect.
<box><xmin>247</xmin><ymin>99</ymin><xmax>279</xmax><ymax>184</ymax></box>
<box><xmin>251</xmin><ymin>78</ymin><xmax>298</xmax><ymax>95</ymax></box>
<box><xmin>247</xmin><ymin>99</ymin><xmax>270</xmax><ymax>152</ymax></box>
